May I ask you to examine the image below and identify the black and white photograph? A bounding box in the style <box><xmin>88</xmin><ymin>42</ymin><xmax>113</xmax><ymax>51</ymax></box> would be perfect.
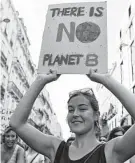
<box><xmin>0</xmin><ymin>0</ymin><xmax>135</xmax><ymax>163</ymax></box>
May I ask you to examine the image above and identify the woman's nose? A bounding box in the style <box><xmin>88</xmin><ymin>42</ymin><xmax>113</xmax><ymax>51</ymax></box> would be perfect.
<box><xmin>73</xmin><ymin>108</ymin><xmax>79</xmax><ymax>116</ymax></box>
<box><xmin>9</xmin><ymin>136</ymin><xmax>12</xmax><ymax>140</ymax></box>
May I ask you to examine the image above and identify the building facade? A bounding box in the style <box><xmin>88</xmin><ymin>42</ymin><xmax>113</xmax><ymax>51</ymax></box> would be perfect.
<box><xmin>96</xmin><ymin>0</ymin><xmax>135</xmax><ymax>132</ymax></box>
<box><xmin>0</xmin><ymin>0</ymin><xmax>62</xmax><ymax>138</ymax></box>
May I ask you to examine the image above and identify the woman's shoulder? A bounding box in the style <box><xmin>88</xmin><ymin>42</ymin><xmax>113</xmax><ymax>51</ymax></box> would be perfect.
<box><xmin>16</xmin><ymin>144</ymin><xmax>25</xmax><ymax>155</ymax></box>
<box><xmin>16</xmin><ymin>144</ymin><xmax>24</xmax><ymax>150</ymax></box>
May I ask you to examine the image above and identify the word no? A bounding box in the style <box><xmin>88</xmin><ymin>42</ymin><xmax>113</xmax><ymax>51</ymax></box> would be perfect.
<box><xmin>56</xmin><ymin>22</ymin><xmax>100</xmax><ymax>43</ymax></box>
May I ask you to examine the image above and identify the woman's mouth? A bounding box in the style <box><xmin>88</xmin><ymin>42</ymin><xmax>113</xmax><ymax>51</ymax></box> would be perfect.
<box><xmin>72</xmin><ymin>121</ymin><xmax>82</xmax><ymax>124</ymax></box>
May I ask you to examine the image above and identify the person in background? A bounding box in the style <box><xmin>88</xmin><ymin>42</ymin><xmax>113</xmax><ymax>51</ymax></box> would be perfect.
<box><xmin>10</xmin><ymin>70</ymin><xmax>135</xmax><ymax>163</ymax></box>
<box><xmin>107</xmin><ymin>127</ymin><xmax>125</xmax><ymax>141</ymax></box>
<box><xmin>25</xmin><ymin>146</ymin><xmax>45</xmax><ymax>163</ymax></box>
<box><xmin>1</xmin><ymin>126</ymin><xmax>25</xmax><ymax>163</ymax></box>
<box><xmin>120</xmin><ymin>117</ymin><xmax>128</xmax><ymax>127</ymax></box>
<box><xmin>25</xmin><ymin>119</ymin><xmax>50</xmax><ymax>163</ymax></box>
<box><xmin>67</xmin><ymin>136</ymin><xmax>75</xmax><ymax>146</ymax></box>
<box><xmin>99</xmin><ymin>136</ymin><xmax>107</xmax><ymax>142</ymax></box>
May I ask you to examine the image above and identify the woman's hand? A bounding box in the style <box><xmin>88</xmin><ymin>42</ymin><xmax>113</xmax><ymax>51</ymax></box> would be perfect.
<box><xmin>87</xmin><ymin>69</ymin><xmax>110</xmax><ymax>84</ymax></box>
<box><xmin>36</xmin><ymin>69</ymin><xmax>60</xmax><ymax>84</ymax></box>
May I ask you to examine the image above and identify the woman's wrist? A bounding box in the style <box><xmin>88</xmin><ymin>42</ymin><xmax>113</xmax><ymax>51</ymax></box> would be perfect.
<box><xmin>35</xmin><ymin>76</ymin><xmax>48</xmax><ymax>85</ymax></box>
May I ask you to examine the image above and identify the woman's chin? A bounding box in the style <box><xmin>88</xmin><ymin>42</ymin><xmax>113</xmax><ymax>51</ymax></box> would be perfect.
<box><xmin>71</xmin><ymin>128</ymin><xmax>86</xmax><ymax>135</ymax></box>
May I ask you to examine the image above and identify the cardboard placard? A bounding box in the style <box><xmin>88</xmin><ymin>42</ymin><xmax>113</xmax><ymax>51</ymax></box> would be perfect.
<box><xmin>38</xmin><ymin>2</ymin><xmax>108</xmax><ymax>74</ymax></box>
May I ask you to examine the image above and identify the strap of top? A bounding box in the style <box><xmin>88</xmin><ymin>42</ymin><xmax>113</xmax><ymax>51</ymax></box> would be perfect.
<box><xmin>29</xmin><ymin>153</ymin><xmax>39</xmax><ymax>163</ymax></box>
<box><xmin>99</xmin><ymin>143</ymin><xmax>106</xmax><ymax>163</ymax></box>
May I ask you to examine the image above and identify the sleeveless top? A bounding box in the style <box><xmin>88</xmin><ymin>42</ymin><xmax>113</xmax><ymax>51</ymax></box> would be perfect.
<box><xmin>7</xmin><ymin>145</ymin><xmax>19</xmax><ymax>163</ymax></box>
<box><xmin>54</xmin><ymin>141</ymin><xmax>106</xmax><ymax>163</ymax></box>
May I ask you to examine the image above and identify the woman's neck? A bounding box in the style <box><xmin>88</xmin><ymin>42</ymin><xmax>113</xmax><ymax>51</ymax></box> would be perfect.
<box><xmin>3</xmin><ymin>144</ymin><xmax>15</xmax><ymax>152</ymax></box>
<box><xmin>74</xmin><ymin>131</ymin><xmax>100</xmax><ymax>149</ymax></box>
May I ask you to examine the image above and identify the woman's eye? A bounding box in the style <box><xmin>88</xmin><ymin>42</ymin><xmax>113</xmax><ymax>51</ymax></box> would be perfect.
<box><xmin>68</xmin><ymin>107</ymin><xmax>74</xmax><ymax>112</ymax></box>
<box><xmin>79</xmin><ymin>107</ymin><xmax>87</xmax><ymax>111</ymax></box>
<box><xmin>5</xmin><ymin>135</ymin><xmax>9</xmax><ymax>138</ymax></box>
<box><xmin>68</xmin><ymin>109</ymin><xmax>74</xmax><ymax>113</ymax></box>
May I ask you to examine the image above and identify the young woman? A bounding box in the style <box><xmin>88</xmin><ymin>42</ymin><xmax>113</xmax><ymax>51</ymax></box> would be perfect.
<box><xmin>1</xmin><ymin>126</ymin><xmax>25</xmax><ymax>163</ymax></box>
<box><xmin>10</xmin><ymin>70</ymin><xmax>135</xmax><ymax>163</ymax></box>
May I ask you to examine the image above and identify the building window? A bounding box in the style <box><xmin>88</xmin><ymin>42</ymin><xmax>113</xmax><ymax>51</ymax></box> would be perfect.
<box><xmin>131</xmin><ymin>41</ymin><xmax>135</xmax><ymax>81</ymax></box>
<box><xmin>120</xmin><ymin>60</ymin><xmax>124</xmax><ymax>84</ymax></box>
<box><xmin>1</xmin><ymin>51</ymin><xmax>8</xmax><ymax>70</ymax></box>
<box><xmin>2</xmin><ymin>75</ymin><xmax>6</xmax><ymax>85</ymax></box>
<box><xmin>120</xmin><ymin>30</ymin><xmax>122</xmax><ymax>38</ymax></box>
<box><xmin>4</xmin><ymin>28</ymin><xmax>7</xmax><ymax>37</ymax></box>
<box><xmin>1</xmin><ymin>85</ymin><xmax>5</xmax><ymax>101</ymax></box>
<box><xmin>133</xmin><ymin>86</ymin><xmax>135</xmax><ymax>93</ymax></box>
<box><xmin>22</xmin><ymin>37</ymin><xmax>25</xmax><ymax>43</ymax></box>
<box><xmin>129</xmin><ymin>23</ymin><xmax>134</xmax><ymax>40</ymax></box>
<box><xmin>128</xmin><ymin>5</ymin><xmax>131</xmax><ymax>17</ymax></box>
<box><xmin>10</xmin><ymin>40</ymin><xmax>13</xmax><ymax>47</ymax></box>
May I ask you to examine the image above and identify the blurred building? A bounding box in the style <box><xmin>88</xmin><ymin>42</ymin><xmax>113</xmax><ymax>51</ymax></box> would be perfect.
<box><xmin>0</xmin><ymin>0</ymin><xmax>62</xmax><ymax>138</ymax></box>
<box><xmin>96</xmin><ymin>0</ymin><xmax>135</xmax><ymax>132</ymax></box>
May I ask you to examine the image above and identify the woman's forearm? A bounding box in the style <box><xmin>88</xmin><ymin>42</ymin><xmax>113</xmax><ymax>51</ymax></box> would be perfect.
<box><xmin>100</xmin><ymin>76</ymin><xmax>135</xmax><ymax>119</ymax></box>
<box><xmin>10</xmin><ymin>77</ymin><xmax>47</xmax><ymax>128</ymax></box>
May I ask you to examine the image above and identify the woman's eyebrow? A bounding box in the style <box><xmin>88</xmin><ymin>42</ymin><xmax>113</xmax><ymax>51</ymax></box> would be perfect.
<box><xmin>78</xmin><ymin>104</ymin><xmax>88</xmax><ymax>107</ymax></box>
<box><xmin>68</xmin><ymin>105</ymin><xmax>74</xmax><ymax>107</ymax></box>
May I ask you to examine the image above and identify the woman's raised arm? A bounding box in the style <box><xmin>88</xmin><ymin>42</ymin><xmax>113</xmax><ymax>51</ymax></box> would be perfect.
<box><xmin>10</xmin><ymin>71</ymin><xmax>62</xmax><ymax>162</ymax></box>
<box><xmin>87</xmin><ymin>70</ymin><xmax>135</xmax><ymax>162</ymax></box>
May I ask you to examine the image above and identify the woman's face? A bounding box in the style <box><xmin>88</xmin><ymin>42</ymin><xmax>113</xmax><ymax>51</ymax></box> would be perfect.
<box><xmin>5</xmin><ymin>130</ymin><xmax>17</xmax><ymax>148</ymax></box>
<box><xmin>67</xmin><ymin>94</ymin><xmax>96</xmax><ymax>135</ymax></box>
